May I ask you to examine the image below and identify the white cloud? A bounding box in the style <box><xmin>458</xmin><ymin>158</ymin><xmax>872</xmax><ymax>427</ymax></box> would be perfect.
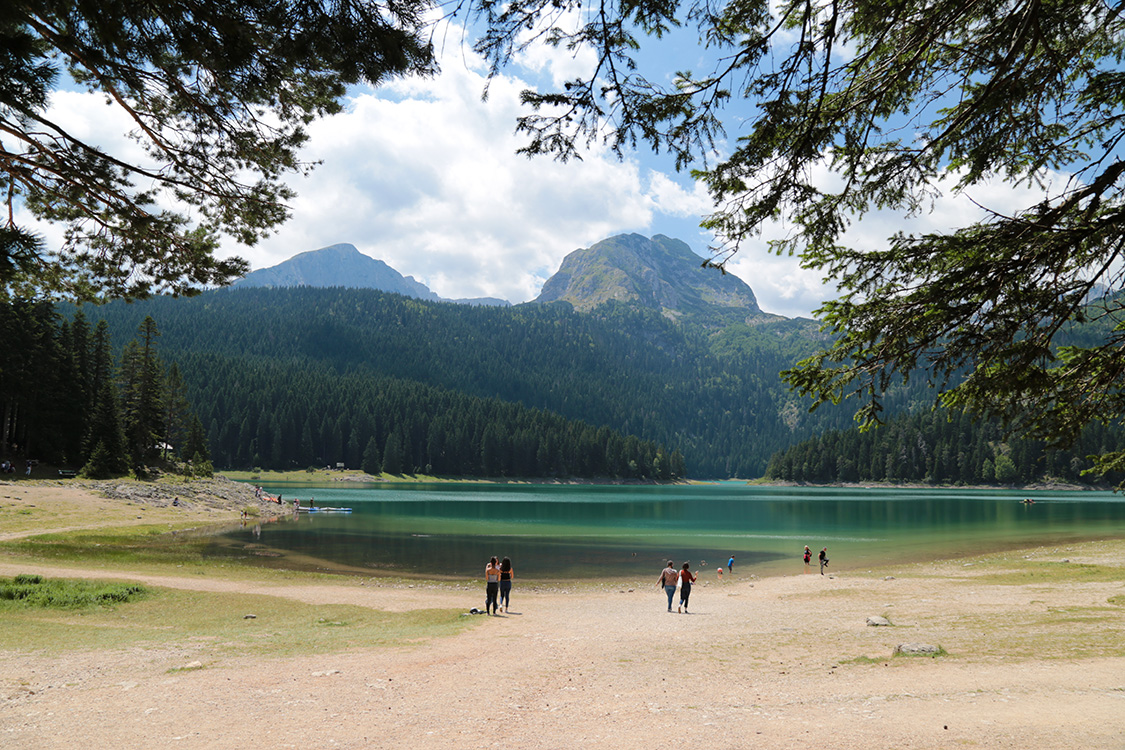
<box><xmin>512</xmin><ymin>9</ymin><xmax>600</xmax><ymax>89</ymax></box>
<box><xmin>240</xmin><ymin>43</ymin><xmax>661</xmax><ymax>303</ymax></box>
<box><xmin>16</xmin><ymin>42</ymin><xmax>1071</xmax><ymax>321</ymax></box>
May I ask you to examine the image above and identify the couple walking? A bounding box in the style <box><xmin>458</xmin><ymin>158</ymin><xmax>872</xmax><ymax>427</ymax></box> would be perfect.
<box><xmin>658</xmin><ymin>560</ymin><xmax>696</xmax><ymax>613</ymax></box>
<box><xmin>484</xmin><ymin>556</ymin><xmax>514</xmax><ymax>615</ymax></box>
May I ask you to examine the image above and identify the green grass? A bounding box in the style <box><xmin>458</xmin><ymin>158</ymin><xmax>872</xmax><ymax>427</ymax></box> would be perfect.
<box><xmin>0</xmin><ymin>581</ymin><xmax>473</xmax><ymax>657</ymax></box>
<box><xmin>839</xmin><ymin>655</ymin><xmax>889</xmax><ymax>666</ymax></box>
<box><xmin>0</xmin><ymin>574</ymin><xmax>148</xmax><ymax>608</ymax></box>
<box><xmin>0</xmin><ymin>524</ymin><xmax>221</xmax><ymax>567</ymax></box>
<box><xmin>894</xmin><ymin>646</ymin><xmax>948</xmax><ymax>658</ymax></box>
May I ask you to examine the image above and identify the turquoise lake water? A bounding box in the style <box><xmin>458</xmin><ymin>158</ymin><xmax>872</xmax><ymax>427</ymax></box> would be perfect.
<box><xmin>211</xmin><ymin>482</ymin><xmax>1125</xmax><ymax>580</ymax></box>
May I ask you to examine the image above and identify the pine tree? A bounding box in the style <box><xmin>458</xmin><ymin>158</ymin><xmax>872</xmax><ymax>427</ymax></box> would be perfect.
<box><xmin>120</xmin><ymin>317</ymin><xmax>165</xmax><ymax>466</ymax></box>
<box><xmin>163</xmin><ymin>363</ymin><xmax>192</xmax><ymax>459</ymax></box>
<box><xmin>82</xmin><ymin>378</ymin><xmax>129</xmax><ymax>478</ymax></box>
<box><xmin>183</xmin><ymin>414</ymin><xmax>211</xmax><ymax>465</ymax></box>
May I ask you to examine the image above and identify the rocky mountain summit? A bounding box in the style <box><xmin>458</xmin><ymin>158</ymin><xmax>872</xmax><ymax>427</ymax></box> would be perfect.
<box><xmin>534</xmin><ymin>234</ymin><xmax>782</xmax><ymax>328</ymax></box>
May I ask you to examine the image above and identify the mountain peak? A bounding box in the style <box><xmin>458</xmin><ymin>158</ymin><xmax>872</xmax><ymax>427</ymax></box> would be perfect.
<box><xmin>232</xmin><ymin>244</ymin><xmax>509</xmax><ymax>306</ymax></box>
<box><xmin>233</xmin><ymin>243</ymin><xmax>439</xmax><ymax>300</ymax></box>
<box><xmin>535</xmin><ymin>234</ymin><xmax>772</xmax><ymax>326</ymax></box>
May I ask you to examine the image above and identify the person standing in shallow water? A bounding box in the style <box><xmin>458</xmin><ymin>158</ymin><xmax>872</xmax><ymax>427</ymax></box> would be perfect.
<box><xmin>678</xmin><ymin>562</ymin><xmax>697</xmax><ymax>613</ymax></box>
<box><xmin>727</xmin><ymin>555</ymin><xmax>735</xmax><ymax>574</ymax></box>
<box><xmin>658</xmin><ymin>560</ymin><xmax>678</xmax><ymax>612</ymax></box>
<box><xmin>498</xmin><ymin>557</ymin><xmax>514</xmax><ymax>613</ymax></box>
<box><xmin>803</xmin><ymin>545</ymin><xmax>812</xmax><ymax>573</ymax></box>
<box><xmin>819</xmin><ymin>547</ymin><xmax>829</xmax><ymax>575</ymax></box>
<box><xmin>485</xmin><ymin>556</ymin><xmax>501</xmax><ymax>615</ymax></box>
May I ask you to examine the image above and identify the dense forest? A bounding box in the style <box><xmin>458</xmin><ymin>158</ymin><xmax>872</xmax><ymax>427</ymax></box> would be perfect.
<box><xmin>10</xmin><ymin>283</ymin><xmax>1123</xmax><ymax>483</ymax></box>
<box><xmin>181</xmin><ymin>353</ymin><xmax>683</xmax><ymax>479</ymax></box>
<box><xmin>0</xmin><ymin>300</ymin><xmax>678</xmax><ymax>480</ymax></box>
<box><xmin>765</xmin><ymin>408</ymin><xmax>1124</xmax><ymax>487</ymax></box>
<box><xmin>82</xmin><ymin>286</ymin><xmax>860</xmax><ymax>477</ymax></box>
<box><xmin>0</xmin><ymin>302</ymin><xmax>210</xmax><ymax>477</ymax></box>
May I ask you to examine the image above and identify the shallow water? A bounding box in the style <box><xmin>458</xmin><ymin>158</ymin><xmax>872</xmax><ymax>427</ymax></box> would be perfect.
<box><xmin>211</xmin><ymin>482</ymin><xmax>1125</xmax><ymax>580</ymax></box>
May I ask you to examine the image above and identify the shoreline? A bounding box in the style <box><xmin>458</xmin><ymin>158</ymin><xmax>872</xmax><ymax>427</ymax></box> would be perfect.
<box><xmin>2</xmin><ymin>479</ymin><xmax>1125</xmax><ymax>748</ymax></box>
<box><xmin>233</xmin><ymin>470</ymin><xmax>1115</xmax><ymax>492</ymax></box>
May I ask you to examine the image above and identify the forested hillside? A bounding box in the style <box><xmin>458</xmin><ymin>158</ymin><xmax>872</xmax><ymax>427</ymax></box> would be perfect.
<box><xmin>179</xmin><ymin>353</ymin><xmax>680</xmax><ymax>478</ymax></box>
<box><xmin>83</xmin><ymin>286</ymin><xmax>854</xmax><ymax>477</ymax></box>
<box><xmin>765</xmin><ymin>407</ymin><xmax>1124</xmax><ymax>487</ymax></box>
<box><xmin>1</xmin><ymin>299</ymin><xmax>676</xmax><ymax>480</ymax></box>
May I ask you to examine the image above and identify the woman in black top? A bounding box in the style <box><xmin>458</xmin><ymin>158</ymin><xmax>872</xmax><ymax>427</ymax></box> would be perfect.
<box><xmin>498</xmin><ymin>557</ymin><xmax>514</xmax><ymax>613</ymax></box>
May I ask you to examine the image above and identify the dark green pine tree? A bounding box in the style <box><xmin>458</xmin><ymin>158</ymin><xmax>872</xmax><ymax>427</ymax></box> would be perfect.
<box><xmin>182</xmin><ymin>414</ymin><xmax>211</xmax><ymax>464</ymax></box>
<box><xmin>65</xmin><ymin>310</ymin><xmax>95</xmax><ymax>464</ymax></box>
<box><xmin>361</xmin><ymin>436</ymin><xmax>382</xmax><ymax>475</ymax></box>
<box><xmin>120</xmin><ymin>316</ymin><xmax>165</xmax><ymax>466</ymax></box>
<box><xmin>162</xmin><ymin>363</ymin><xmax>192</xmax><ymax>460</ymax></box>
<box><xmin>382</xmin><ymin>431</ymin><xmax>403</xmax><ymax>475</ymax></box>
<box><xmin>82</xmin><ymin>377</ymin><xmax>130</xmax><ymax>478</ymax></box>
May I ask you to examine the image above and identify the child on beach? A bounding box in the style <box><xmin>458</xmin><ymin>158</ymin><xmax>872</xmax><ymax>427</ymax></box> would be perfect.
<box><xmin>803</xmin><ymin>545</ymin><xmax>811</xmax><ymax>572</ymax></box>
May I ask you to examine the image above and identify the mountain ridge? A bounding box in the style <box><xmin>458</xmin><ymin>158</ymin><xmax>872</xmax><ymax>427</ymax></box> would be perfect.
<box><xmin>233</xmin><ymin>243</ymin><xmax>509</xmax><ymax>306</ymax></box>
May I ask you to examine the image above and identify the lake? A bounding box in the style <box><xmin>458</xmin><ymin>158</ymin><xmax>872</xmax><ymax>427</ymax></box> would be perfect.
<box><xmin>210</xmin><ymin>482</ymin><xmax>1125</xmax><ymax>580</ymax></box>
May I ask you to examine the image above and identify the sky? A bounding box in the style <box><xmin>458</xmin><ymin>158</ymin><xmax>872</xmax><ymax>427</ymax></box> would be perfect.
<box><xmin>23</xmin><ymin>15</ymin><xmax>1061</xmax><ymax>320</ymax></box>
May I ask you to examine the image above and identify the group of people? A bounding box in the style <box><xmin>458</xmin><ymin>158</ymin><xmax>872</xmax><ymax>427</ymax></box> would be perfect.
<box><xmin>484</xmin><ymin>546</ymin><xmax>832</xmax><ymax>617</ymax></box>
<box><xmin>803</xmin><ymin>545</ymin><xmax>829</xmax><ymax>574</ymax></box>
<box><xmin>0</xmin><ymin>460</ymin><xmax>31</xmax><ymax>475</ymax></box>
<box><xmin>657</xmin><ymin>546</ymin><xmax>831</xmax><ymax>613</ymax></box>
<box><xmin>483</xmin><ymin>556</ymin><xmax>514</xmax><ymax>615</ymax></box>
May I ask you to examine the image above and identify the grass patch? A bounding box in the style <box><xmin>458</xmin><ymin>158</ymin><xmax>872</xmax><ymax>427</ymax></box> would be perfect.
<box><xmin>167</xmin><ymin>662</ymin><xmax>206</xmax><ymax>673</ymax></box>
<box><xmin>894</xmin><ymin>646</ymin><xmax>949</xmax><ymax>658</ymax></box>
<box><xmin>0</xmin><ymin>585</ymin><xmax>473</xmax><ymax>658</ymax></box>
<box><xmin>948</xmin><ymin>607</ymin><xmax>1125</xmax><ymax>660</ymax></box>
<box><xmin>0</xmin><ymin>574</ymin><xmax>147</xmax><ymax>609</ymax></box>
<box><xmin>0</xmin><ymin>524</ymin><xmax>220</xmax><ymax>567</ymax></box>
<box><xmin>966</xmin><ymin>561</ymin><xmax>1125</xmax><ymax>586</ymax></box>
<box><xmin>1108</xmin><ymin>595</ymin><xmax>1125</xmax><ymax>606</ymax></box>
<box><xmin>1027</xmin><ymin>605</ymin><xmax>1121</xmax><ymax>628</ymax></box>
<box><xmin>839</xmin><ymin>655</ymin><xmax>889</xmax><ymax>666</ymax></box>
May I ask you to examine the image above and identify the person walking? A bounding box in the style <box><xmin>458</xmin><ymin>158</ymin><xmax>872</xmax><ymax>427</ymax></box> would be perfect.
<box><xmin>658</xmin><ymin>560</ymin><xmax>678</xmax><ymax>612</ymax></box>
<box><xmin>727</xmin><ymin>555</ymin><xmax>735</xmax><ymax>574</ymax></box>
<box><xmin>803</xmin><ymin>545</ymin><xmax>812</xmax><ymax>573</ymax></box>
<box><xmin>677</xmin><ymin>562</ymin><xmax>697</xmax><ymax>613</ymax></box>
<box><xmin>485</xmin><ymin>556</ymin><xmax>502</xmax><ymax>615</ymax></box>
<box><xmin>498</xmin><ymin>556</ymin><xmax>514</xmax><ymax>613</ymax></box>
<box><xmin>819</xmin><ymin>547</ymin><xmax>829</xmax><ymax>575</ymax></box>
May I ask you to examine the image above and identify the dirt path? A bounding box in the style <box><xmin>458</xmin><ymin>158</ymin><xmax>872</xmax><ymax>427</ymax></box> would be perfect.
<box><xmin>1</xmin><ymin>482</ymin><xmax>1124</xmax><ymax>749</ymax></box>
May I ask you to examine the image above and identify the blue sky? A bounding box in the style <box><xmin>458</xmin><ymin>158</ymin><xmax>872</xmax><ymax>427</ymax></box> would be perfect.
<box><xmin>22</xmin><ymin>15</ymin><xmax>1062</xmax><ymax>319</ymax></box>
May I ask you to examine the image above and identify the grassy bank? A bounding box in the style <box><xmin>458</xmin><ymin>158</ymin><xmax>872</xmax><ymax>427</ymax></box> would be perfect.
<box><xmin>0</xmin><ymin>572</ymin><xmax>470</xmax><ymax>658</ymax></box>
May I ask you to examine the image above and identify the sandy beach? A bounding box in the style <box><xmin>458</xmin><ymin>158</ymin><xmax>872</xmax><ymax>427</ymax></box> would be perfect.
<box><xmin>1</xmin><ymin>481</ymin><xmax>1123</xmax><ymax>749</ymax></box>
